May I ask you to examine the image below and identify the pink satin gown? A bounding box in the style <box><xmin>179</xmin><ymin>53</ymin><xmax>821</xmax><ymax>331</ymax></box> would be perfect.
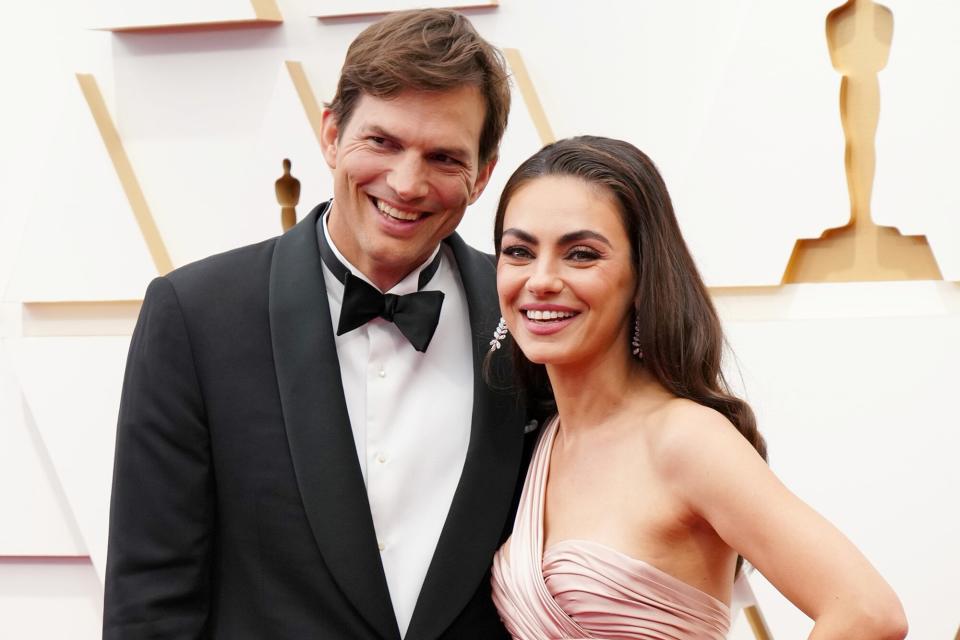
<box><xmin>491</xmin><ymin>418</ymin><xmax>730</xmax><ymax>639</ymax></box>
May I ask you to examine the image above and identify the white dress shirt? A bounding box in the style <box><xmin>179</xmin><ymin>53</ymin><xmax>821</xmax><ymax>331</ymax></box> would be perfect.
<box><xmin>320</xmin><ymin>212</ymin><xmax>474</xmax><ymax>637</ymax></box>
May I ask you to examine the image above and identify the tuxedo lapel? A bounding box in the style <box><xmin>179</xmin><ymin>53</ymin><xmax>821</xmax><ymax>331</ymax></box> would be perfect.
<box><xmin>405</xmin><ymin>234</ymin><xmax>526</xmax><ymax>640</ymax></box>
<box><xmin>269</xmin><ymin>205</ymin><xmax>400</xmax><ymax>640</ymax></box>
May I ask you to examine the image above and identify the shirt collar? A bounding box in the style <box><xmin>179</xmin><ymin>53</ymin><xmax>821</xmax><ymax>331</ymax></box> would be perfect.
<box><xmin>319</xmin><ymin>203</ymin><xmax>442</xmax><ymax>297</ymax></box>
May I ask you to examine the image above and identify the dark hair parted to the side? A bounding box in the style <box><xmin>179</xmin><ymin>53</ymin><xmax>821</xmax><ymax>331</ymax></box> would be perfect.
<box><xmin>326</xmin><ymin>9</ymin><xmax>511</xmax><ymax>165</ymax></box>
<box><xmin>493</xmin><ymin>136</ymin><xmax>767</xmax><ymax>461</ymax></box>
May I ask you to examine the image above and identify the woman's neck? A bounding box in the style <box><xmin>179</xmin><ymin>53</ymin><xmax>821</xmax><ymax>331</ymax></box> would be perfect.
<box><xmin>546</xmin><ymin>343</ymin><xmax>655</xmax><ymax>434</ymax></box>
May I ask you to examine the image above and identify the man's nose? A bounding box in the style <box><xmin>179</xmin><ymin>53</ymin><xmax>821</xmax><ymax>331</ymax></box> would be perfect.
<box><xmin>387</xmin><ymin>153</ymin><xmax>429</xmax><ymax>201</ymax></box>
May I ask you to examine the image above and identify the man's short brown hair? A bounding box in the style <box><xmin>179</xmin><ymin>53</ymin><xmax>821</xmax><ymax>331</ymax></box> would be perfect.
<box><xmin>326</xmin><ymin>9</ymin><xmax>510</xmax><ymax>165</ymax></box>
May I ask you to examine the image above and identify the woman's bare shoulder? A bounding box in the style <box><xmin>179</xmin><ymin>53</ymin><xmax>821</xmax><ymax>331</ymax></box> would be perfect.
<box><xmin>644</xmin><ymin>398</ymin><xmax>755</xmax><ymax>478</ymax></box>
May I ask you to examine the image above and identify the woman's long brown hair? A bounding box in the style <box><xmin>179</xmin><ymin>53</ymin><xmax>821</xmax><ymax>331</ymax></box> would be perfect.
<box><xmin>492</xmin><ymin>136</ymin><xmax>766</xmax><ymax>461</ymax></box>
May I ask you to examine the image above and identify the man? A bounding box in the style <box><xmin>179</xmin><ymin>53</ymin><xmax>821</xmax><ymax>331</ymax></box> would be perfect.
<box><xmin>103</xmin><ymin>10</ymin><xmax>531</xmax><ymax>639</ymax></box>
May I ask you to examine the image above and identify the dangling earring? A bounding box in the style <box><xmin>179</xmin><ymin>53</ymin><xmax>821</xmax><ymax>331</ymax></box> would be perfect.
<box><xmin>631</xmin><ymin>313</ymin><xmax>643</xmax><ymax>359</ymax></box>
<box><xmin>489</xmin><ymin>317</ymin><xmax>509</xmax><ymax>352</ymax></box>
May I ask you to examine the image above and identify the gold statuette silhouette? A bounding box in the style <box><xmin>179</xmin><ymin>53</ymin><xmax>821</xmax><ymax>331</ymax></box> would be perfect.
<box><xmin>783</xmin><ymin>0</ymin><xmax>941</xmax><ymax>283</ymax></box>
<box><xmin>276</xmin><ymin>158</ymin><xmax>301</xmax><ymax>231</ymax></box>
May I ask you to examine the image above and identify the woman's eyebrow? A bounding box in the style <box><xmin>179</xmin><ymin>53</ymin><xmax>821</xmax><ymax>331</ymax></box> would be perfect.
<box><xmin>558</xmin><ymin>230</ymin><xmax>612</xmax><ymax>247</ymax></box>
<box><xmin>502</xmin><ymin>228</ymin><xmax>537</xmax><ymax>244</ymax></box>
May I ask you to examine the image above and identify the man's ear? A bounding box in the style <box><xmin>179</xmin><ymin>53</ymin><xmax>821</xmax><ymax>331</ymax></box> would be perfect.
<box><xmin>468</xmin><ymin>155</ymin><xmax>498</xmax><ymax>205</ymax></box>
<box><xmin>320</xmin><ymin>109</ymin><xmax>340</xmax><ymax>169</ymax></box>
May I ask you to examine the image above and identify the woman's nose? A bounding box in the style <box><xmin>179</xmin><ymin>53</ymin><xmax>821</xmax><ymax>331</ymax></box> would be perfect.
<box><xmin>525</xmin><ymin>260</ymin><xmax>562</xmax><ymax>296</ymax></box>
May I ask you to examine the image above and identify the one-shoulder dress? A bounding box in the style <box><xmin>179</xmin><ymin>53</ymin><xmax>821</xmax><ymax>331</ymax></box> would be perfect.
<box><xmin>491</xmin><ymin>417</ymin><xmax>730</xmax><ymax>639</ymax></box>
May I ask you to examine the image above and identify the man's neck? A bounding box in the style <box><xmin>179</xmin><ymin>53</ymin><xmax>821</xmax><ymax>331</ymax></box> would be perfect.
<box><xmin>323</xmin><ymin>210</ymin><xmax>437</xmax><ymax>292</ymax></box>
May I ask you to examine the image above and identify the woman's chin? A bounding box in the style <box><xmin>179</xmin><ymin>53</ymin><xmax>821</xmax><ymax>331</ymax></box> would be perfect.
<box><xmin>516</xmin><ymin>344</ymin><xmax>573</xmax><ymax>367</ymax></box>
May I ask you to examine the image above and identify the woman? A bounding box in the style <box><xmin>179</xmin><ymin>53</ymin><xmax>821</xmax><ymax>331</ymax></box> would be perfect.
<box><xmin>488</xmin><ymin>137</ymin><xmax>907</xmax><ymax>639</ymax></box>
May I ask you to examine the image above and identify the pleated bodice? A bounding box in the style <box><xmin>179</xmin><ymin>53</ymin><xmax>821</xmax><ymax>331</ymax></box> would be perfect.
<box><xmin>491</xmin><ymin>418</ymin><xmax>730</xmax><ymax>639</ymax></box>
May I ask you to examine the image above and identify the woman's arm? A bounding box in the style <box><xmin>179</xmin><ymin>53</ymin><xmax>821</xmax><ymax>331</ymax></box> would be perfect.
<box><xmin>656</xmin><ymin>403</ymin><xmax>908</xmax><ymax>640</ymax></box>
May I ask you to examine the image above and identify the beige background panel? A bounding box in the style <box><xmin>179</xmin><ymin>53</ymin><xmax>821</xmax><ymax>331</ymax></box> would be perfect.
<box><xmin>11</xmin><ymin>337</ymin><xmax>133</xmax><ymax>583</ymax></box>
<box><xmin>0</xmin><ymin>341</ymin><xmax>87</xmax><ymax>555</ymax></box>
<box><xmin>309</xmin><ymin>0</ymin><xmax>496</xmax><ymax>20</ymax></box>
<box><xmin>720</xmin><ymin>285</ymin><xmax>960</xmax><ymax>639</ymax></box>
<box><xmin>21</xmin><ymin>301</ymin><xmax>142</xmax><ymax>337</ymax></box>
<box><xmin>2</xmin><ymin>1</ymin><xmax>959</xmax><ymax>636</ymax></box>
<box><xmin>113</xmin><ymin>29</ymin><xmax>297</xmax><ymax>268</ymax></box>
<box><xmin>0</xmin><ymin>0</ymin><xmax>106</xmax><ymax>558</ymax></box>
<box><xmin>0</xmin><ymin>1</ymin><xmax>115</xmax><ymax>303</ymax></box>
<box><xmin>0</xmin><ymin>559</ymin><xmax>102</xmax><ymax>640</ymax></box>
<box><xmin>457</xmin><ymin>48</ymin><xmax>551</xmax><ymax>253</ymax></box>
<box><xmin>254</xmin><ymin>60</ymin><xmax>334</xmax><ymax>228</ymax></box>
<box><xmin>873</xmin><ymin>1</ymin><xmax>960</xmax><ymax>281</ymax></box>
<box><xmin>78</xmin><ymin>74</ymin><xmax>173</xmax><ymax>275</ymax></box>
<box><xmin>91</xmin><ymin>0</ymin><xmax>282</xmax><ymax>32</ymax></box>
<box><xmin>712</xmin><ymin>280</ymin><xmax>960</xmax><ymax>322</ymax></box>
<box><xmin>784</xmin><ymin>0</ymin><xmax>942</xmax><ymax>283</ymax></box>
<box><xmin>493</xmin><ymin>1</ymin><xmax>846</xmax><ymax>286</ymax></box>
<box><xmin>2</xmin><ymin>71</ymin><xmax>159</xmax><ymax>303</ymax></box>
<box><xmin>502</xmin><ymin>49</ymin><xmax>555</xmax><ymax>146</ymax></box>
<box><xmin>671</xmin><ymin>0</ymin><xmax>847</xmax><ymax>286</ymax></box>
<box><xmin>285</xmin><ymin>61</ymin><xmax>326</xmax><ymax>148</ymax></box>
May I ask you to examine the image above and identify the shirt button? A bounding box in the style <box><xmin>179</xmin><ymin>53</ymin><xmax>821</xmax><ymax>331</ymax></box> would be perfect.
<box><xmin>377</xmin><ymin>541</ymin><xmax>386</xmax><ymax>552</ymax></box>
<box><xmin>376</xmin><ymin>453</ymin><xmax>387</xmax><ymax>464</ymax></box>
<box><xmin>378</xmin><ymin>369</ymin><xmax>386</xmax><ymax>378</ymax></box>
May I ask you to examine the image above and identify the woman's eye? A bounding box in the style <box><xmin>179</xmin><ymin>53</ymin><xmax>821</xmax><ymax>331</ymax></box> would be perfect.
<box><xmin>567</xmin><ymin>246</ymin><xmax>601</xmax><ymax>261</ymax></box>
<box><xmin>501</xmin><ymin>245</ymin><xmax>533</xmax><ymax>260</ymax></box>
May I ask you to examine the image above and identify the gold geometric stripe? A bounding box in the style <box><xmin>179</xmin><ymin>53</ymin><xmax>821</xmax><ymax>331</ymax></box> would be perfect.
<box><xmin>503</xmin><ymin>48</ymin><xmax>555</xmax><ymax>146</ymax></box>
<box><xmin>744</xmin><ymin>605</ymin><xmax>774</xmax><ymax>640</ymax></box>
<box><xmin>250</xmin><ymin>0</ymin><xmax>282</xmax><ymax>21</ymax></box>
<box><xmin>285</xmin><ymin>61</ymin><xmax>326</xmax><ymax>147</ymax></box>
<box><xmin>76</xmin><ymin>74</ymin><xmax>173</xmax><ymax>275</ymax></box>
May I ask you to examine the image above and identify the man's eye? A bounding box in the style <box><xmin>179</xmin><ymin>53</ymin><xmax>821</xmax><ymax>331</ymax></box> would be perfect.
<box><xmin>431</xmin><ymin>154</ymin><xmax>460</xmax><ymax>166</ymax></box>
<box><xmin>501</xmin><ymin>245</ymin><xmax>533</xmax><ymax>259</ymax></box>
<box><xmin>369</xmin><ymin>136</ymin><xmax>389</xmax><ymax>147</ymax></box>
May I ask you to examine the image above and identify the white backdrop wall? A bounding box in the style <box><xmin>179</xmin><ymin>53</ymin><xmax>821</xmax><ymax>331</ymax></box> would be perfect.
<box><xmin>1</xmin><ymin>1</ymin><xmax>957</xmax><ymax>638</ymax></box>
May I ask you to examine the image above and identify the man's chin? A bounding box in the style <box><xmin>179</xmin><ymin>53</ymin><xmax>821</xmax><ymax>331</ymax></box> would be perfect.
<box><xmin>362</xmin><ymin>246</ymin><xmax>431</xmax><ymax>279</ymax></box>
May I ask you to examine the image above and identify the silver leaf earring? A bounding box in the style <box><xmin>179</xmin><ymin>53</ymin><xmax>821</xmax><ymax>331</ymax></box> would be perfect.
<box><xmin>489</xmin><ymin>317</ymin><xmax>509</xmax><ymax>352</ymax></box>
<box><xmin>631</xmin><ymin>314</ymin><xmax>643</xmax><ymax>359</ymax></box>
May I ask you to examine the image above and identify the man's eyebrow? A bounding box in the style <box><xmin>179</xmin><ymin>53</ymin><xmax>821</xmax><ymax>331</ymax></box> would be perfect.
<box><xmin>501</xmin><ymin>228</ymin><xmax>537</xmax><ymax>244</ymax></box>
<box><xmin>364</xmin><ymin>125</ymin><xmax>396</xmax><ymax>139</ymax></box>
<box><xmin>558</xmin><ymin>230</ymin><xmax>613</xmax><ymax>247</ymax></box>
<box><xmin>363</xmin><ymin>125</ymin><xmax>471</xmax><ymax>162</ymax></box>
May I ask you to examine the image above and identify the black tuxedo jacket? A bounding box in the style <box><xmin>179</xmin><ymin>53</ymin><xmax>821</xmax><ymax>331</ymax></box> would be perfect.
<box><xmin>103</xmin><ymin>206</ymin><xmax>531</xmax><ymax>639</ymax></box>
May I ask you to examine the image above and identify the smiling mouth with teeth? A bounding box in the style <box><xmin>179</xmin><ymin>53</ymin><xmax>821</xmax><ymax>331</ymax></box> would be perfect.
<box><xmin>375</xmin><ymin>198</ymin><xmax>424</xmax><ymax>222</ymax></box>
<box><xmin>525</xmin><ymin>309</ymin><xmax>578</xmax><ymax>322</ymax></box>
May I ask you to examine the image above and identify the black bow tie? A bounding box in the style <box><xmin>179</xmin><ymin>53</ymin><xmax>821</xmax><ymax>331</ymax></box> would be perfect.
<box><xmin>316</xmin><ymin>209</ymin><xmax>445</xmax><ymax>353</ymax></box>
<box><xmin>337</xmin><ymin>275</ymin><xmax>444</xmax><ymax>352</ymax></box>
